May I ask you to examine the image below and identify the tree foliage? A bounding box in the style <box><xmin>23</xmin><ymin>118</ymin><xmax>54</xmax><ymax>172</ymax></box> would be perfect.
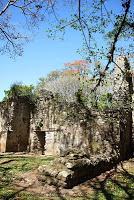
<box><xmin>1</xmin><ymin>1</ymin><xmax>133</xmax><ymax>110</ymax></box>
<box><xmin>4</xmin><ymin>82</ymin><xmax>35</xmax><ymax>101</ymax></box>
<box><xmin>0</xmin><ymin>0</ymin><xmax>133</xmax><ymax>63</ymax></box>
<box><xmin>36</xmin><ymin>60</ymin><xmax>91</xmax><ymax>102</ymax></box>
<box><xmin>45</xmin><ymin>0</ymin><xmax>134</xmax><ymax>88</ymax></box>
<box><xmin>0</xmin><ymin>0</ymin><xmax>51</xmax><ymax>57</ymax></box>
<box><xmin>36</xmin><ymin>59</ymin><xmax>113</xmax><ymax>110</ymax></box>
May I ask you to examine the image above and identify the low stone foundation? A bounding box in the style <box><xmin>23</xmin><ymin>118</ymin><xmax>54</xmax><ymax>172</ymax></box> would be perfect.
<box><xmin>38</xmin><ymin>149</ymin><xmax>119</xmax><ymax>188</ymax></box>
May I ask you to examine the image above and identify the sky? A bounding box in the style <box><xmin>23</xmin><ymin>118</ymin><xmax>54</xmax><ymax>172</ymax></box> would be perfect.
<box><xmin>0</xmin><ymin>25</ymin><xmax>84</xmax><ymax>100</ymax></box>
<box><xmin>0</xmin><ymin>0</ymin><xmax>133</xmax><ymax>101</ymax></box>
<box><xmin>0</xmin><ymin>0</ymin><xmax>89</xmax><ymax>100</ymax></box>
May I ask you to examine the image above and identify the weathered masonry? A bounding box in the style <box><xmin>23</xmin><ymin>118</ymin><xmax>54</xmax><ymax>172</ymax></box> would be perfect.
<box><xmin>0</xmin><ymin>56</ymin><xmax>133</xmax><ymax>159</ymax></box>
<box><xmin>0</xmin><ymin>95</ymin><xmax>62</xmax><ymax>155</ymax></box>
<box><xmin>0</xmin><ymin>97</ymin><xmax>31</xmax><ymax>153</ymax></box>
<box><xmin>0</xmin><ymin>94</ymin><xmax>114</xmax><ymax>155</ymax></box>
<box><xmin>0</xmin><ymin>91</ymin><xmax>133</xmax><ymax>160</ymax></box>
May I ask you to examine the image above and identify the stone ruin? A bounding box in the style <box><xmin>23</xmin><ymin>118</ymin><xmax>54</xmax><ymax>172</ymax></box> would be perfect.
<box><xmin>0</xmin><ymin>90</ymin><xmax>133</xmax><ymax>187</ymax></box>
<box><xmin>38</xmin><ymin>148</ymin><xmax>119</xmax><ymax>188</ymax></box>
<box><xmin>0</xmin><ymin>91</ymin><xmax>120</xmax><ymax>156</ymax></box>
<box><xmin>0</xmin><ymin>96</ymin><xmax>31</xmax><ymax>153</ymax></box>
<box><xmin>1</xmin><ymin>56</ymin><xmax>133</xmax><ymax>158</ymax></box>
<box><xmin>0</xmin><ymin>91</ymin><xmax>119</xmax><ymax>187</ymax></box>
<box><xmin>0</xmin><ymin>56</ymin><xmax>133</xmax><ymax>187</ymax></box>
<box><xmin>0</xmin><ymin>88</ymin><xmax>133</xmax><ymax>157</ymax></box>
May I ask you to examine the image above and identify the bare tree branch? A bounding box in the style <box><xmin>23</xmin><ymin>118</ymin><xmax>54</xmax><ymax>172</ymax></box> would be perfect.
<box><xmin>49</xmin><ymin>0</ymin><xmax>60</xmax><ymax>23</ymax></box>
<box><xmin>0</xmin><ymin>0</ymin><xmax>18</xmax><ymax>16</ymax></box>
<box><xmin>78</xmin><ymin>0</ymin><xmax>81</xmax><ymax>19</ymax></box>
<box><xmin>108</xmin><ymin>0</ymin><xmax>131</xmax><ymax>62</ymax></box>
<box><xmin>126</xmin><ymin>21</ymin><xmax>134</xmax><ymax>29</ymax></box>
<box><xmin>59</xmin><ymin>19</ymin><xmax>78</xmax><ymax>30</ymax></box>
<box><xmin>0</xmin><ymin>1</ymin><xmax>11</xmax><ymax>16</ymax></box>
<box><xmin>93</xmin><ymin>0</ymin><xmax>131</xmax><ymax>91</ymax></box>
<box><xmin>0</xmin><ymin>26</ymin><xmax>15</xmax><ymax>48</ymax></box>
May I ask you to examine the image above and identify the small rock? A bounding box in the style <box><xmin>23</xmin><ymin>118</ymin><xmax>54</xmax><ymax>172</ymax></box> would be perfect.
<box><xmin>38</xmin><ymin>165</ymin><xmax>46</xmax><ymax>173</ymax></box>
<box><xmin>58</xmin><ymin>170</ymin><xmax>72</xmax><ymax>180</ymax></box>
<box><xmin>67</xmin><ymin>190</ymin><xmax>75</xmax><ymax>196</ymax></box>
<box><xmin>65</xmin><ymin>162</ymin><xmax>74</xmax><ymax>169</ymax></box>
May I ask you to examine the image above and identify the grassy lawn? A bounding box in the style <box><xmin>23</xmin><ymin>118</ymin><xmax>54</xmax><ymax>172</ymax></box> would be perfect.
<box><xmin>0</xmin><ymin>155</ymin><xmax>134</xmax><ymax>200</ymax></box>
<box><xmin>0</xmin><ymin>155</ymin><xmax>54</xmax><ymax>200</ymax></box>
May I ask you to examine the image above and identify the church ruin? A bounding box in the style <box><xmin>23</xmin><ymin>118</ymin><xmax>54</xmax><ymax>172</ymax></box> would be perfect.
<box><xmin>0</xmin><ymin>56</ymin><xmax>133</xmax><ymax>160</ymax></box>
<box><xmin>0</xmin><ymin>92</ymin><xmax>120</xmax><ymax>157</ymax></box>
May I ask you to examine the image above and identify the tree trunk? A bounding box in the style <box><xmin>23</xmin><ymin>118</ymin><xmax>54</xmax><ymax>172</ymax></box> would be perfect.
<box><xmin>119</xmin><ymin>57</ymin><xmax>133</xmax><ymax>160</ymax></box>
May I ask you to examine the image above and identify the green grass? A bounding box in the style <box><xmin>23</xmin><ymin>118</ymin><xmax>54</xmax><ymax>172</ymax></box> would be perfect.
<box><xmin>0</xmin><ymin>155</ymin><xmax>54</xmax><ymax>199</ymax></box>
<box><xmin>0</xmin><ymin>156</ymin><xmax>133</xmax><ymax>200</ymax></box>
<box><xmin>0</xmin><ymin>155</ymin><xmax>53</xmax><ymax>172</ymax></box>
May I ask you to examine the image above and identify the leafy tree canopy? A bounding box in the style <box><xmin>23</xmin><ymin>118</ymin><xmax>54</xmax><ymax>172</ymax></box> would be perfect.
<box><xmin>3</xmin><ymin>82</ymin><xmax>35</xmax><ymax>101</ymax></box>
<box><xmin>0</xmin><ymin>0</ymin><xmax>133</xmax><ymax>64</ymax></box>
<box><xmin>0</xmin><ymin>1</ymin><xmax>133</xmax><ymax>98</ymax></box>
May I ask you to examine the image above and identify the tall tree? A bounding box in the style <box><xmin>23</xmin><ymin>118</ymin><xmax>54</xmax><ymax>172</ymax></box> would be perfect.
<box><xmin>46</xmin><ymin>0</ymin><xmax>133</xmax><ymax>86</ymax></box>
<box><xmin>0</xmin><ymin>1</ymin><xmax>133</xmax><ymax>63</ymax></box>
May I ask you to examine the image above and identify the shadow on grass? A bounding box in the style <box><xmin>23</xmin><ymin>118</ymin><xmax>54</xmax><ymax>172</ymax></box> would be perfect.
<box><xmin>1</xmin><ymin>186</ymin><xmax>29</xmax><ymax>200</ymax></box>
<box><xmin>0</xmin><ymin>167</ymin><xmax>36</xmax><ymax>200</ymax></box>
<box><xmin>0</xmin><ymin>166</ymin><xmax>13</xmax><ymax>189</ymax></box>
<box><xmin>0</xmin><ymin>160</ymin><xmax>15</xmax><ymax>165</ymax></box>
<box><xmin>77</xmin><ymin>165</ymin><xmax>134</xmax><ymax>200</ymax></box>
<box><xmin>120</xmin><ymin>161</ymin><xmax>134</xmax><ymax>180</ymax></box>
<box><xmin>29</xmin><ymin>161</ymin><xmax>133</xmax><ymax>200</ymax></box>
<box><xmin>0</xmin><ymin>159</ymin><xmax>133</xmax><ymax>200</ymax></box>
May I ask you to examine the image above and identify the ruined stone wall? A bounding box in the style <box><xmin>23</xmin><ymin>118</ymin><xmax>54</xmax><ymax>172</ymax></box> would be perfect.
<box><xmin>30</xmin><ymin>92</ymin><xmax>120</xmax><ymax>157</ymax></box>
<box><xmin>0</xmin><ymin>97</ymin><xmax>31</xmax><ymax>153</ymax></box>
<box><xmin>6</xmin><ymin>97</ymin><xmax>31</xmax><ymax>152</ymax></box>
<box><xmin>0</xmin><ymin>92</ymin><xmax>129</xmax><ymax>158</ymax></box>
<box><xmin>0</xmin><ymin>104</ymin><xmax>7</xmax><ymax>152</ymax></box>
<box><xmin>30</xmin><ymin>94</ymin><xmax>61</xmax><ymax>155</ymax></box>
<box><xmin>0</xmin><ymin>101</ymin><xmax>13</xmax><ymax>152</ymax></box>
<box><xmin>113</xmin><ymin>56</ymin><xmax>134</xmax><ymax>159</ymax></box>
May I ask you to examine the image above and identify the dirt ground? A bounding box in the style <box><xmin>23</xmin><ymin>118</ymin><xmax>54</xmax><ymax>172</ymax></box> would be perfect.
<box><xmin>13</xmin><ymin>158</ymin><xmax>134</xmax><ymax>199</ymax></box>
<box><xmin>0</xmin><ymin>154</ymin><xmax>134</xmax><ymax>200</ymax></box>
